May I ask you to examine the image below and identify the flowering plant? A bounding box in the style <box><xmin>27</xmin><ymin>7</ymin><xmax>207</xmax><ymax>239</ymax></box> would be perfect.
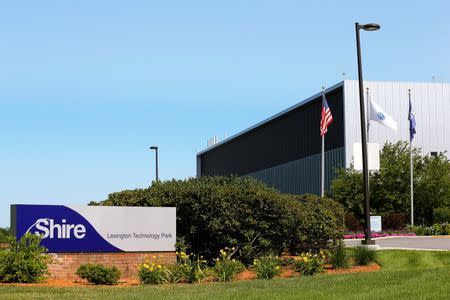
<box><xmin>253</xmin><ymin>255</ymin><xmax>282</xmax><ymax>279</ymax></box>
<box><xmin>138</xmin><ymin>256</ymin><xmax>173</xmax><ymax>284</ymax></box>
<box><xmin>293</xmin><ymin>251</ymin><xmax>326</xmax><ymax>276</ymax></box>
<box><xmin>213</xmin><ymin>247</ymin><xmax>244</xmax><ymax>282</ymax></box>
<box><xmin>174</xmin><ymin>251</ymin><xmax>207</xmax><ymax>283</ymax></box>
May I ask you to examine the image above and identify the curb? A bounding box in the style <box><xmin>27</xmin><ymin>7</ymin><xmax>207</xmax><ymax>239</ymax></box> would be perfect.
<box><xmin>376</xmin><ymin>247</ymin><xmax>449</xmax><ymax>252</ymax></box>
<box><xmin>344</xmin><ymin>235</ymin><xmax>448</xmax><ymax>241</ymax></box>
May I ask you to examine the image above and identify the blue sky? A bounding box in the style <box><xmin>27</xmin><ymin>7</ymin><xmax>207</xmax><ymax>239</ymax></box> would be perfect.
<box><xmin>1</xmin><ymin>1</ymin><xmax>449</xmax><ymax>226</ymax></box>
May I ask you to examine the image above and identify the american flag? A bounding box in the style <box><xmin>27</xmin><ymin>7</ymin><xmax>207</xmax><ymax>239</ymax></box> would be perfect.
<box><xmin>320</xmin><ymin>93</ymin><xmax>333</xmax><ymax>136</ymax></box>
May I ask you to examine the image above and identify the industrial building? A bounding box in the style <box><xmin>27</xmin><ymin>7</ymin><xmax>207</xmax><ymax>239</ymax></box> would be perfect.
<box><xmin>196</xmin><ymin>80</ymin><xmax>450</xmax><ymax>195</ymax></box>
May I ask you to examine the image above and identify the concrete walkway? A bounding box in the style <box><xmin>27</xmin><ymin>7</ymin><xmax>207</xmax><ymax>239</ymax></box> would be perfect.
<box><xmin>344</xmin><ymin>236</ymin><xmax>450</xmax><ymax>251</ymax></box>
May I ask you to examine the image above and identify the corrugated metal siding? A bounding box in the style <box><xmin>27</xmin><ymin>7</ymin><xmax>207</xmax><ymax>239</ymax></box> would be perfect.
<box><xmin>246</xmin><ymin>147</ymin><xmax>345</xmax><ymax>195</ymax></box>
<box><xmin>199</xmin><ymin>87</ymin><xmax>345</xmax><ymax>176</ymax></box>
<box><xmin>344</xmin><ymin>81</ymin><xmax>450</xmax><ymax>167</ymax></box>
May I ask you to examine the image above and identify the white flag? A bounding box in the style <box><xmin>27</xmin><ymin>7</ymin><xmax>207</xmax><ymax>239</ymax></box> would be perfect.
<box><xmin>369</xmin><ymin>99</ymin><xmax>398</xmax><ymax>131</ymax></box>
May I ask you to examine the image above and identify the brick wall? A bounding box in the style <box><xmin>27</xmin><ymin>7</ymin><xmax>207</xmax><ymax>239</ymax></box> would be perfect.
<box><xmin>48</xmin><ymin>252</ymin><xmax>176</xmax><ymax>280</ymax></box>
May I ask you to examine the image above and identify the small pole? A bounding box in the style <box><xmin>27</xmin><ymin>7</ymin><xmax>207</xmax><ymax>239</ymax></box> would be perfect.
<box><xmin>155</xmin><ymin>147</ymin><xmax>159</xmax><ymax>182</ymax></box>
<box><xmin>321</xmin><ymin>87</ymin><xmax>325</xmax><ymax>197</ymax></box>
<box><xmin>150</xmin><ymin>146</ymin><xmax>159</xmax><ymax>183</ymax></box>
<box><xmin>409</xmin><ymin>89</ymin><xmax>414</xmax><ymax>226</ymax></box>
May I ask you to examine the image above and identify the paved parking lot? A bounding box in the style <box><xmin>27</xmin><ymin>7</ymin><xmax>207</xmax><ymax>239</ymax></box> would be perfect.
<box><xmin>345</xmin><ymin>236</ymin><xmax>450</xmax><ymax>251</ymax></box>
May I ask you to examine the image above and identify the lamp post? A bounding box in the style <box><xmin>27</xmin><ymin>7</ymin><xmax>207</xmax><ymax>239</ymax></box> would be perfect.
<box><xmin>150</xmin><ymin>146</ymin><xmax>159</xmax><ymax>183</ymax></box>
<box><xmin>355</xmin><ymin>22</ymin><xmax>380</xmax><ymax>245</ymax></box>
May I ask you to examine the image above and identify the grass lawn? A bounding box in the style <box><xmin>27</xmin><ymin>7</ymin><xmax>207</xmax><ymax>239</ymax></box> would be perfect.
<box><xmin>1</xmin><ymin>250</ymin><xmax>449</xmax><ymax>300</ymax></box>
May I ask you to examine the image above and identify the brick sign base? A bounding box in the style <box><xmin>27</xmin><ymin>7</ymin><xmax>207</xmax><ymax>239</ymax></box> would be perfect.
<box><xmin>48</xmin><ymin>252</ymin><xmax>176</xmax><ymax>280</ymax></box>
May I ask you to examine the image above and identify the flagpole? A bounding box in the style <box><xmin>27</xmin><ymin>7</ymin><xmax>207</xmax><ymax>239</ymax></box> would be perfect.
<box><xmin>366</xmin><ymin>87</ymin><xmax>370</xmax><ymax>143</ymax></box>
<box><xmin>321</xmin><ymin>86</ymin><xmax>325</xmax><ymax>198</ymax></box>
<box><xmin>409</xmin><ymin>89</ymin><xmax>414</xmax><ymax>226</ymax></box>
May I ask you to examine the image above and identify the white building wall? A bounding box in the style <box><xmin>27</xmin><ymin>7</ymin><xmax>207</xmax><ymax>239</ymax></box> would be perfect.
<box><xmin>343</xmin><ymin>80</ymin><xmax>450</xmax><ymax>167</ymax></box>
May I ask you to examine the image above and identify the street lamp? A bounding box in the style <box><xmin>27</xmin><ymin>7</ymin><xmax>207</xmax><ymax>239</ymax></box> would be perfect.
<box><xmin>150</xmin><ymin>146</ymin><xmax>159</xmax><ymax>183</ymax></box>
<box><xmin>355</xmin><ymin>22</ymin><xmax>380</xmax><ymax>245</ymax></box>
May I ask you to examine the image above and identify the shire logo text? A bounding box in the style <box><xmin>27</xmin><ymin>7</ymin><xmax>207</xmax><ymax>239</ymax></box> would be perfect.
<box><xmin>25</xmin><ymin>218</ymin><xmax>86</xmax><ymax>239</ymax></box>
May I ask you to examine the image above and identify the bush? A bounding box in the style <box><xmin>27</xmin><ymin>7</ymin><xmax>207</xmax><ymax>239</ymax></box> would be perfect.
<box><xmin>443</xmin><ymin>224</ymin><xmax>450</xmax><ymax>235</ymax></box>
<box><xmin>93</xmin><ymin>176</ymin><xmax>345</xmax><ymax>264</ymax></box>
<box><xmin>289</xmin><ymin>195</ymin><xmax>345</xmax><ymax>254</ymax></box>
<box><xmin>407</xmin><ymin>225</ymin><xmax>425</xmax><ymax>236</ymax></box>
<box><xmin>345</xmin><ymin>213</ymin><xmax>361</xmax><ymax>231</ymax></box>
<box><xmin>212</xmin><ymin>247</ymin><xmax>244</xmax><ymax>282</ymax></box>
<box><xmin>0</xmin><ymin>228</ymin><xmax>11</xmax><ymax>244</ymax></box>
<box><xmin>75</xmin><ymin>264</ymin><xmax>121</xmax><ymax>285</ymax></box>
<box><xmin>293</xmin><ymin>251</ymin><xmax>326</xmax><ymax>276</ymax></box>
<box><xmin>382</xmin><ymin>212</ymin><xmax>406</xmax><ymax>230</ymax></box>
<box><xmin>434</xmin><ymin>207</ymin><xmax>450</xmax><ymax>223</ymax></box>
<box><xmin>253</xmin><ymin>255</ymin><xmax>282</xmax><ymax>279</ymax></box>
<box><xmin>408</xmin><ymin>223</ymin><xmax>450</xmax><ymax>236</ymax></box>
<box><xmin>354</xmin><ymin>246</ymin><xmax>377</xmax><ymax>266</ymax></box>
<box><xmin>173</xmin><ymin>251</ymin><xmax>207</xmax><ymax>283</ymax></box>
<box><xmin>330</xmin><ymin>242</ymin><xmax>349</xmax><ymax>269</ymax></box>
<box><xmin>0</xmin><ymin>234</ymin><xmax>50</xmax><ymax>283</ymax></box>
<box><xmin>441</xmin><ymin>223</ymin><xmax>450</xmax><ymax>235</ymax></box>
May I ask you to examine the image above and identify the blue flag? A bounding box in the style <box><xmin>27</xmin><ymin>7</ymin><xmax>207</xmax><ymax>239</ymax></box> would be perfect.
<box><xmin>409</xmin><ymin>98</ymin><xmax>416</xmax><ymax>141</ymax></box>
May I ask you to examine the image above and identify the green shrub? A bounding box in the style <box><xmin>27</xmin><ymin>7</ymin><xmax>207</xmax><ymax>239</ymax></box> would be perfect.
<box><xmin>433</xmin><ymin>224</ymin><xmax>443</xmax><ymax>235</ymax></box>
<box><xmin>253</xmin><ymin>255</ymin><xmax>282</xmax><ymax>279</ymax></box>
<box><xmin>330</xmin><ymin>242</ymin><xmax>349</xmax><ymax>269</ymax></box>
<box><xmin>354</xmin><ymin>246</ymin><xmax>377</xmax><ymax>266</ymax></box>
<box><xmin>408</xmin><ymin>223</ymin><xmax>449</xmax><ymax>236</ymax></box>
<box><xmin>293</xmin><ymin>251</ymin><xmax>326</xmax><ymax>276</ymax></box>
<box><xmin>93</xmin><ymin>176</ymin><xmax>345</xmax><ymax>264</ymax></box>
<box><xmin>0</xmin><ymin>234</ymin><xmax>50</xmax><ymax>283</ymax></box>
<box><xmin>442</xmin><ymin>223</ymin><xmax>450</xmax><ymax>235</ymax></box>
<box><xmin>0</xmin><ymin>228</ymin><xmax>11</xmax><ymax>244</ymax></box>
<box><xmin>408</xmin><ymin>225</ymin><xmax>425</xmax><ymax>236</ymax></box>
<box><xmin>434</xmin><ymin>207</ymin><xmax>450</xmax><ymax>223</ymax></box>
<box><xmin>173</xmin><ymin>251</ymin><xmax>207</xmax><ymax>283</ymax></box>
<box><xmin>212</xmin><ymin>247</ymin><xmax>244</xmax><ymax>282</ymax></box>
<box><xmin>0</xmin><ymin>250</ymin><xmax>6</xmax><ymax>281</ymax></box>
<box><xmin>289</xmin><ymin>195</ymin><xmax>345</xmax><ymax>254</ymax></box>
<box><xmin>75</xmin><ymin>264</ymin><xmax>121</xmax><ymax>285</ymax></box>
<box><xmin>423</xmin><ymin>225</ymin><xmax>439</xmax><ymax>236</ymax></box>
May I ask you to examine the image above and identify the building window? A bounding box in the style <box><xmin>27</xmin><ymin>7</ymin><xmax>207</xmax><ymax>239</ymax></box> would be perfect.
<box><xmin>430</xmin><ymin>152</ymin><xmax>438</xmax><ymax>157</ymax></box>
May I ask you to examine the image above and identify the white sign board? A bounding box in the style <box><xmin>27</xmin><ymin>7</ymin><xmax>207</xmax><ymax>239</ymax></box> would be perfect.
<box><xmin>12</xmin><ymin>205</ymin><xmax>176</xmax><ymax>253</ymax></box>
<box><xmin>370</xmin><ymin>215</ymin><xmax>382</xmax><ymax>232</ymax></box>
<box><xmin>353</xmin><ymin>143</ymin><xmax>380</xmax><ymax>171</ymax></box>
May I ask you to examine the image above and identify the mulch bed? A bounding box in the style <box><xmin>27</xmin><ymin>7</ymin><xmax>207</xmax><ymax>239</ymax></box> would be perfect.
<box><xmin>0</xmin><ymin>263</ymin><xmax>380</xmax><ymax>287</ymax></box>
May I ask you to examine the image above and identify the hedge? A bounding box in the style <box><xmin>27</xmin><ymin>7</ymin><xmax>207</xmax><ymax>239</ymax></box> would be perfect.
<box><xmin>92</xmin><ymin>176</ymin><xmax>345</xmax><ymax>264</ymax></box>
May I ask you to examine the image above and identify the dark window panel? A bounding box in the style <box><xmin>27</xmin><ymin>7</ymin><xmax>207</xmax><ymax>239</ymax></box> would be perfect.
<box><xmin>200</xmin><ymin>87</ymin><xmax>345</xmax><ymax>176</ymax></box>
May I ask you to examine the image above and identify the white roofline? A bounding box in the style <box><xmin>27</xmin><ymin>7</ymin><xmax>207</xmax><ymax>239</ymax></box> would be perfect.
<box><xmin>197</xmin><ymin>80</ymin><xmax>345</xmax><ymax>156</ymax></box>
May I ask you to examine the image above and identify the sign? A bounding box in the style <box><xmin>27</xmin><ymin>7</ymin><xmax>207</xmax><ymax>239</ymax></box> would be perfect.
<box><xmin>370</xmin><ymin>215</ymin><xmax>382</xmax><ymax>232</ymax></box>
<box><xmin>11</xmin><ymin>205</ymin><xmax>176</xmax><ymax>253</ymax></box>
<box><xmin>353</xmin><ymin>143</ymin><xmax>380</xmax><ymax>171</ymax></box>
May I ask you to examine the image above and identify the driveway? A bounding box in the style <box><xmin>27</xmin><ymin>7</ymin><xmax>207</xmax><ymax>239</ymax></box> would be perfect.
<box><xmin>344</xmin><ymin>236</ymin><xmax>450</xmax><ymax>251</ymax></box>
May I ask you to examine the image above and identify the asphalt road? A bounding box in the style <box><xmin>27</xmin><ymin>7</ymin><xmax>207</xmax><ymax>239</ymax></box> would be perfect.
<box><xmin>344</xmin><ymin>236</ymin><xmax>450</xmax><ymax>251</ymax></box>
